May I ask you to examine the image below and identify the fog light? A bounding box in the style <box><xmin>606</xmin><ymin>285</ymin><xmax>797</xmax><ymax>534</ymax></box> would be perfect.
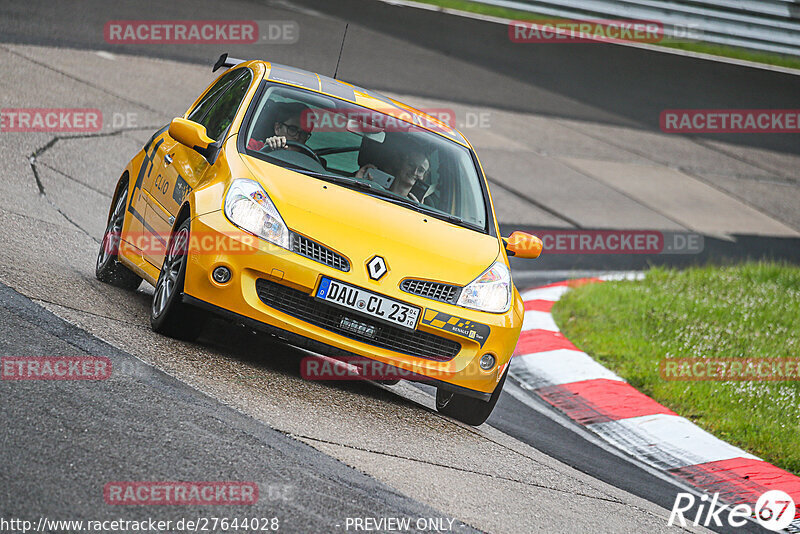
<box><xmin>212</xmin><ymin>266</ymin><xmax>231</xmax><ymax>284</ymax></box>
<box><xmin>479</xmin><ymin>353</ymin><xmax>495</xmax><ymax>370</ymax></box>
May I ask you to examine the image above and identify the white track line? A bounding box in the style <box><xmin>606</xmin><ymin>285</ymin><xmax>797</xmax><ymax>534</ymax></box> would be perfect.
<box><xmin>588</xmin><ymin>413</ymin><xmax>759</xmax><ymax>471</ymax></box>
<box><xmin>512</xmin><ymin>349</ymin><xmax>624</xmax><ymax>388</ymax></box>
<box><xmin>503</xmin><ymin>379</ymin><xmax>708</xmax><ymax>496</ymax></box>
<box><xmin>520</xmin><ymin>310</ymin><xmax>560</xmax><ymax>331</ymax></box>
<box><xmin>520</xmin><ymin>285</ymin><xmax>571</xmax><ymax>301</ymax></box>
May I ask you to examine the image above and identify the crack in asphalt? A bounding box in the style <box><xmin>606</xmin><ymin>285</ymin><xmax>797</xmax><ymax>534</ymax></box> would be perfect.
<box><xmin>29</xmin><ymin>138</ymin><xmax>58</xmax><ymax>192</ymax></box>
<box><xmin>0</xmin><ymin>205</ymin><xmax>81</xmax><ymax>231</ymax></box>
<box><xmin>38</xmin><ymin>161</ymin><xmax>115</xmax><ymax>198</ymax></box>
<box><xmin>27</xmin><ymin>127</ymin><xmax>164</xmax><ymax>244</ymax></box>
<box><xmin>293</xmin><ymin>433</ymin><xmax>628</xmax><ymax>505</ymax></box>
<box><xmin>1</xmin><ymin>45</ymin><xmax>165</xmax><ymax>115</ymax></box>
<box><xmin>32</xmin><ymin>297</ymin><xmax>150</xmax><ymax>330</ymax></box>
<box><xmin>297</xmin><ymin>425</ymin><xmax>699</xmax><ymax>532</ymax></box>
<box><xmin>3</xmin><ymin>45</ymin><xmax>172</xmax><ymax>242</ymax></box>
<box><xmin>28</xmin><ymin>150</ymin><xmax>95</xmax><ymax>242</ymax></box>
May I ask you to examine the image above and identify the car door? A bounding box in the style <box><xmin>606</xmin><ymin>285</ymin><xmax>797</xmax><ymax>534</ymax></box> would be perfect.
<box><xmin>123</xmin><ymin>127</ymin><xmax>166</xmax><ymax>247</ymax></box>
<box><xmin>142</xmin><ymin>68</ymin><xmax>254</xmax><ymax>269</ymax></box>
<box><xmin>133</xmin><ymin>72</ymin><xmax>235</xmax><ymax>265</ymax></box>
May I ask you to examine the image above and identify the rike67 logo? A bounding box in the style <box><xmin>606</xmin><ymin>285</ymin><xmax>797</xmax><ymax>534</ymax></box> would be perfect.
<box><xmin>669</xmin><ymin>490</ymin><xmax>796</xmax><ymax>531</ymax></box>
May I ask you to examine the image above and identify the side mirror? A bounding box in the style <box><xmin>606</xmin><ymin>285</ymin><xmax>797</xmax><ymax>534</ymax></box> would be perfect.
<box><xmin>169</xmin><ymin>117</ymin><xmax>220</xmax><ymax>163</ymax></box>
<box><xmin>504</xmin><ymin>231</ymin><xmax>542</xmax><ymax>259</ymax></box>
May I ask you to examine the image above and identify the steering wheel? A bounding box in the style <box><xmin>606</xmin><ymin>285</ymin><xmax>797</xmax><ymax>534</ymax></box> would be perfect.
<box><xmin>284</xmin><ymin>141</ymin><xmax>324</xmax><ymax>166</ymax></box>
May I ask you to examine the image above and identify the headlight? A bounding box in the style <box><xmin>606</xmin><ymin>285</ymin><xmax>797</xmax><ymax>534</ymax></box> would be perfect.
<box><xmin>457</xmin><ymin>261</ymin><xmax>512</xmax><ymax>313</ymax></box>
<box><xmin>224</xmin><ymin>179</ymin><xmax>289</xmax><ymax>248</ymax></box>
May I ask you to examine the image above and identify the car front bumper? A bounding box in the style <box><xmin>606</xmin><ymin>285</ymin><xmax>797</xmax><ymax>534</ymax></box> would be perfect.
<box><xmin>182</xmin><ymin>210</ymin><xmax>523</xmax><ymax>398</ymax></box>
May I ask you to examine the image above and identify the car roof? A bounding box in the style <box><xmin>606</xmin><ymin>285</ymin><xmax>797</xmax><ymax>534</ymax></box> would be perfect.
<box><xmin>240</xmin><ymin>60</ymin><xmax>471</xmax><ymax>148</ymax></box>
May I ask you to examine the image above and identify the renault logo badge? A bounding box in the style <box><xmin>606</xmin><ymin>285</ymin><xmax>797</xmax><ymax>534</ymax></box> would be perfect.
<box><xmin>367</xmin><ymin>256</ymin><xmax>388</xmax><ymax>280</ymax></box>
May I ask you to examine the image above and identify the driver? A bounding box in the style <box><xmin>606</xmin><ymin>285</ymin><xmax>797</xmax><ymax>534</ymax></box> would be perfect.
<box><xmin>356</xmin><ymin>147</ymin><xmax>430</xmax><ymax>202</ymax></box>
<box><xmin>247</xmin><ymin>102</ymin><xmax>313</xmax><ymax>152</ymax></box>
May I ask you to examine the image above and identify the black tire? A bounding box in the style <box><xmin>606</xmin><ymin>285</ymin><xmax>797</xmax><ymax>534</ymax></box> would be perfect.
<box><xmin>435</xmin><ymin>366</ymin><xmax>508</xmax><ymax>426</ymax></box>
<box><xmin>150</xmin><ymin>219</ymin><xmax>207</xmax><ymax>341</ymax></box>
<box><xmin>96</xmin><ymin>183</ymin><xmax>143</xmax><ymax>290</ymax></box>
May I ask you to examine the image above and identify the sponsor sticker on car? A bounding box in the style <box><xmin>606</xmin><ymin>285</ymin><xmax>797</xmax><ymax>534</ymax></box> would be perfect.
<box><xmin>420</xmin><ymin>310</ymin><xmax>491</xmax><ymax>347</ymax></box>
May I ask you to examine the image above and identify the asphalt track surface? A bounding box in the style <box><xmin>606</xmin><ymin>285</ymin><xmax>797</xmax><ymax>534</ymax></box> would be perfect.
<box><xmin>0</xmin><ymin>1</ymin><xmax>794</xmax><ymax>533</ymax></box>
<box><xmin>1</xmin><ymin>0</ymin><xmax>799</xmax><ymax>155</ymax></box>
<box><xmin>0</xmin><ymin>282</ymin><xmax>474</xmax><ymax>533</ymax></box>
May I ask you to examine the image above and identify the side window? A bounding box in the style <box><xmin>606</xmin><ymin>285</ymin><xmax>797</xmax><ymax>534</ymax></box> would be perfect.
<box><xmin>197</xmin><ymin>71</ymin><xmax>253</xmax><ymax>141</ymax></box>
<box><xmin>186</xmin><ymin>69</ymin><xmax>241</xmax><ymax>123</ymax></box>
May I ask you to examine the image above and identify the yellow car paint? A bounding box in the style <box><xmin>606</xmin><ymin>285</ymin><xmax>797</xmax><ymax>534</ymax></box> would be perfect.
<box><xmin>110</xmin><ymin>60</ymin><xmax>537</xmax><ymax>398</ymax></box>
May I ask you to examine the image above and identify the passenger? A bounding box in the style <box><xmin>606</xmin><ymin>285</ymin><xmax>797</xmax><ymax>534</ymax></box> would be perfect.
<box><xmin>247</xmin><ymin>102</ymin><xmax>313</xmax><ymax>151</ymax></box>
<box><xmin>356</xmin><ymin>148</ymin><xmax>430</xmax><ymax>202</ymax></box>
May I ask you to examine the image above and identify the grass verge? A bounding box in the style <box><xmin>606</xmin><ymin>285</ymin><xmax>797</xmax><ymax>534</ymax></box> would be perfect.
<box><xmin>408</xmin><ymin>0</ymin><xmax>800</xmax><ymax>70</ymax></box>
<box><xmin>551</xmin><ymin>263</ymin><xmax>800</xmax><ymax>475</ymax></box>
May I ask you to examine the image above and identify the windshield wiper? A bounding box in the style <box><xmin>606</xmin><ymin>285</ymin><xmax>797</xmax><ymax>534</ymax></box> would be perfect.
<box><xmin>293</xmin><ymin>169</ymin><xmax>381</xmax><ymax>192</ymax></box>
<box><xmin>388</xmin><ymin>196</ymin><xmax>481</xmax><ymax>230</ymax></box>
<box><xmin>294</xmin><ymin>169</ymin><xmax>481</xmax><ymax>231</ymax></box>
<box><xmin>370</xmin><ymin>190</ymin><xmax>482</xmax><ymax>231</ymax></box>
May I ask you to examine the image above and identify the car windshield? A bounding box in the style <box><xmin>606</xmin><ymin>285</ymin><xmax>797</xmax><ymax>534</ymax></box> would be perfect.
<box><xmin>242</xmin><ymin>84</ymin><xmax>488</xmax><ymax>231</ymax></box>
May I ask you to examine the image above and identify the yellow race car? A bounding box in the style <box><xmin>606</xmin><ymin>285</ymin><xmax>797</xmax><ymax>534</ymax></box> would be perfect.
<box><xmin>96</xmin><ymin>54</ymin><xmax>542</xmax><ymax>425</ymax></box>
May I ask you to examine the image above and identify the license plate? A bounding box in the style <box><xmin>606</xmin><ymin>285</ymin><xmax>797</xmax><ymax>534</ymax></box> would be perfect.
<box><xmin>316</xmin><ymin>278</ymin><xmax>420</xmax><ymax>330</ymax></box>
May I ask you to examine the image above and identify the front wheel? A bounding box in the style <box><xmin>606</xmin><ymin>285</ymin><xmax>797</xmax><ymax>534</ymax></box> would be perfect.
<box><xmin>150</xmin><ymin>219</ymin><xmax>207</xmax><ymax>341</ymax></box>
<box><xmin>436</xmin><ymin>366</ymin><xmax>508</xmax><ymax>426</ymax></box>
<box><xmin>96</xmin><ymin>183</ymin><xmax>143</xmax><ymax>290</ymax></box>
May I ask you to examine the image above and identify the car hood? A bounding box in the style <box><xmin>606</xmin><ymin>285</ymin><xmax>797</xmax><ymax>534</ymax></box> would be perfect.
<box><xmin>241</xmin><ymin>154</ymin><xmax>501</xmax><ymax>287</ymax></box>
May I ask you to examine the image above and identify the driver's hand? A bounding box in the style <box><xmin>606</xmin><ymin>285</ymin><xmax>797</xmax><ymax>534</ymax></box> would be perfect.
<box><xmin>355</xmin><ymin>164</ymin><xmax>377</xmax><ymax>180</ymax></box>
<box><xmin>265</xmin><ymin>136</ymin><xmax>288</xmax><ymax>149</ymax></box>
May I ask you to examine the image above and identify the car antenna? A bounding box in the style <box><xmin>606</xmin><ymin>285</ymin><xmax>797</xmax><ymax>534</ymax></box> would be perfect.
<box><xmin>333</xmin><ymin>23</ymin><xmax>349</xmax><ymax>79</ymax></box>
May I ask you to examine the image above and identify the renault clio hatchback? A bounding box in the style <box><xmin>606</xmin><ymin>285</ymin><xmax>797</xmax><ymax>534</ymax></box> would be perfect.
<box><xmin>96</xmin><ymin>55</ymin><xmax>542</xmax><ymax>425</ymax></box>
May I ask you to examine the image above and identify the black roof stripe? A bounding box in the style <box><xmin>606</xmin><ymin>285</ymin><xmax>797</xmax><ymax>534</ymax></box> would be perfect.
<box><xmin>267</xmin><ymin>65</ymin><xmax>321</xmax><ymax>90</ymax></box>
<box><xmin>319</xmin><ymin>78</ymin><xmax>357</xmax><ymax>101</ymax></box>
<box><xmin>265</xmin><ymin>62</ymin><xmax>468</xmax><ymax>146</ymax></box>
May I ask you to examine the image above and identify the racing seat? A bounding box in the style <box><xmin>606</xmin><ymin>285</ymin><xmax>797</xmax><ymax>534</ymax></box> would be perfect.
<box><xmin>357</xmin><ymin>135</ymin><xmax>395</xmax><ymax>172</ymax></box>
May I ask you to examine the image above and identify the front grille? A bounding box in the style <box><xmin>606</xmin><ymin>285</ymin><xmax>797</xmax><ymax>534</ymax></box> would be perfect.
<box><xmin>255</xmin><ymin>279</ymin><xmax>461</xmax><ymax>362</ymax></box>
<box><xmin>400</xmin><ymin>279</ymin><xmax>461</xmax><ymax>304</ymax></box>
<box><xmin>290</xmin><ymin>233</ymin><xmax>349</xmax><ymax>272</ymax></box>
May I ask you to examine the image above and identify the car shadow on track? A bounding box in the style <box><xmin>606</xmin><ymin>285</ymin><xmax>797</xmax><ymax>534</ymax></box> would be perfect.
<box><xmin>89</xmin><ymin>275</ymin><xmax>436</xmax><ymax>421</ymax></box>
<box><xmin>189</xmin><ymin>312</ymin><xmax>430</xmax><ymax>411</ymax></box>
